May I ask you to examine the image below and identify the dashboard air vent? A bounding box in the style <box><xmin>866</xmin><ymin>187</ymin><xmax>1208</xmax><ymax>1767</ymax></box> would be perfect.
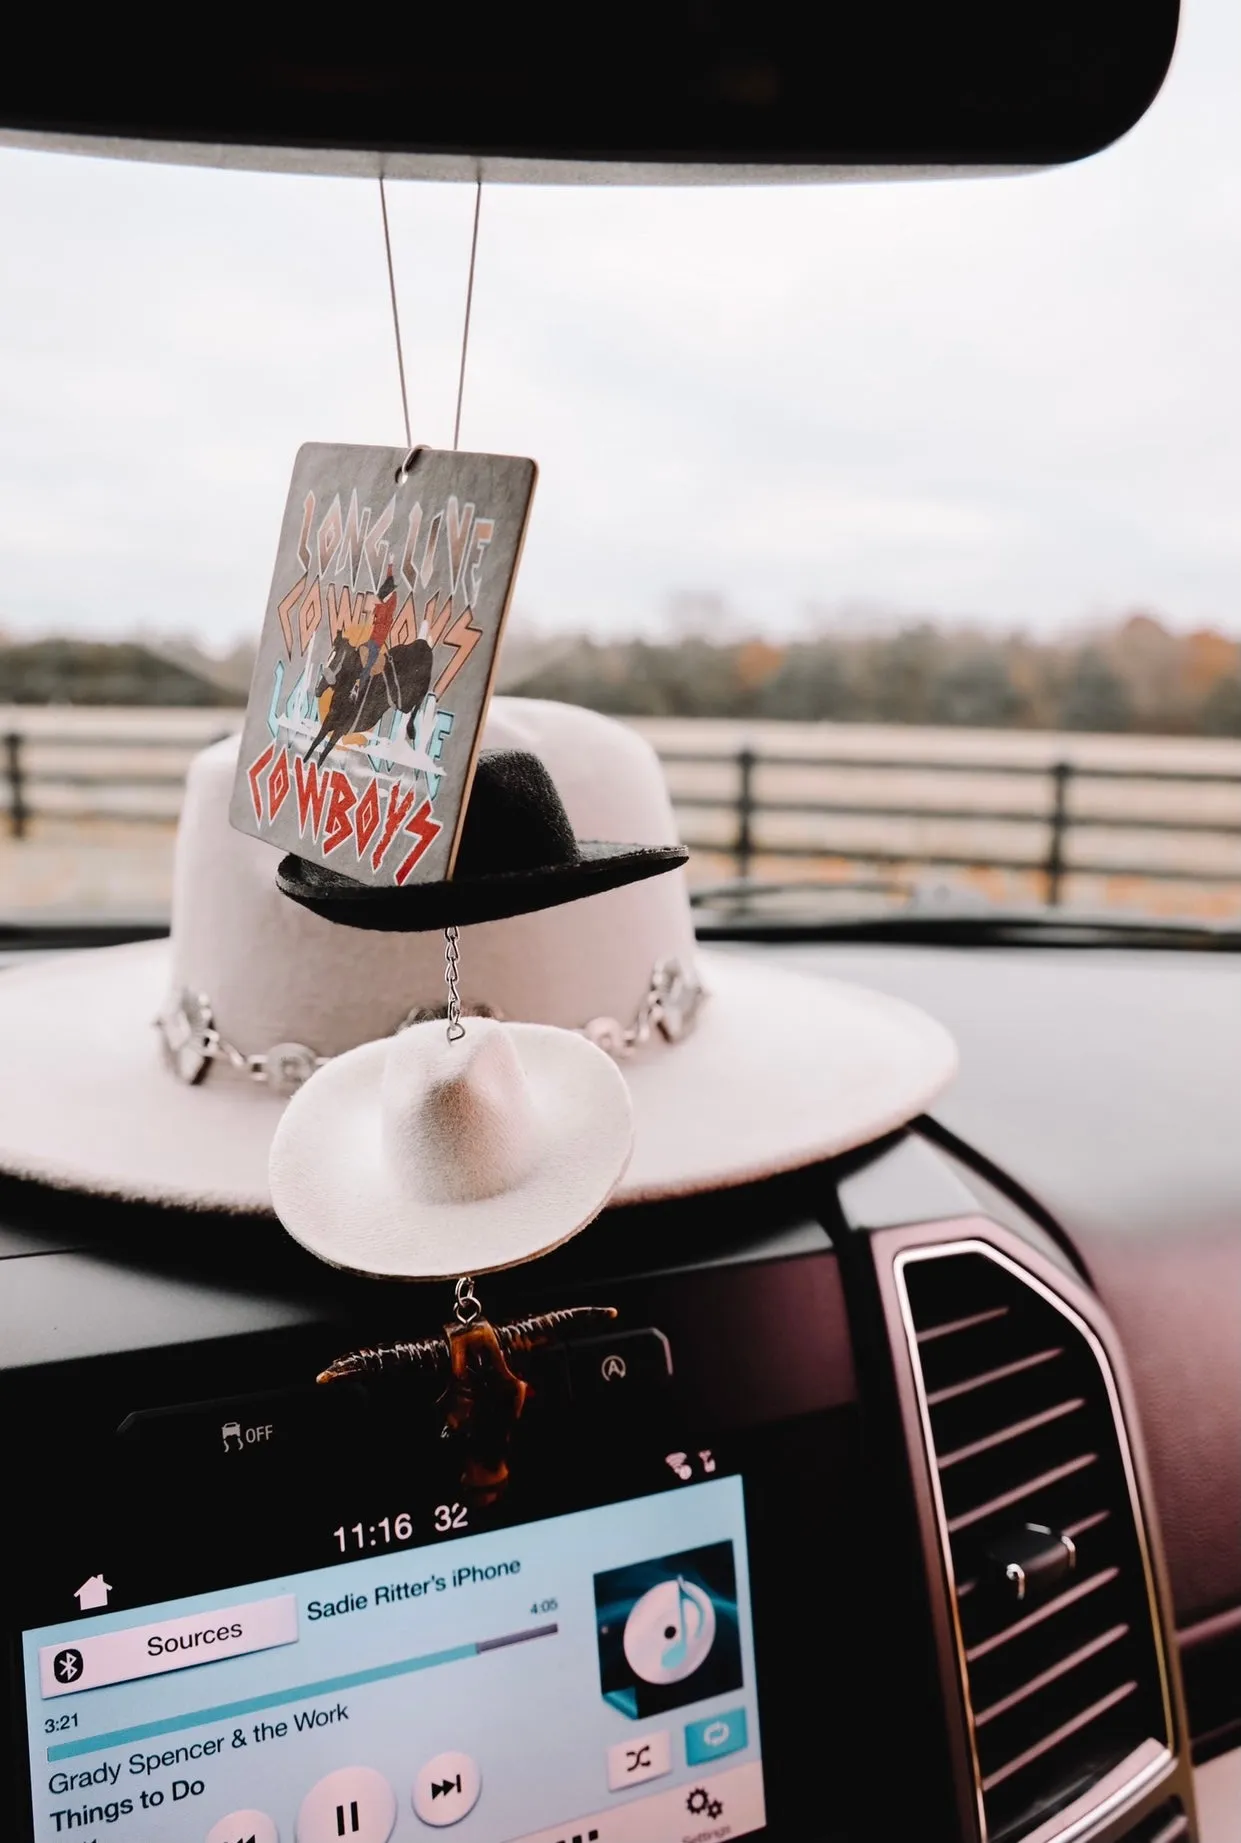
<box><xmin>897</xmin><ymin>1246</ymin><xmax>1172</xmax><ymax>1842</ymax></box>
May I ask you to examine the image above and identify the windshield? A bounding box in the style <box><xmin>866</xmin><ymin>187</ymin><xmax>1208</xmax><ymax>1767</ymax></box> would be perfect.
<box><xmin>0</xmin><ymin>2</ymin><xmax>1238</xmax><ymax>937</ymax></box>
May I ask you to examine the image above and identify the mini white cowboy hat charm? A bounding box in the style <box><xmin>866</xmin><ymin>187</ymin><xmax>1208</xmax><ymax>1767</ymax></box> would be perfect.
<box><xmin>268</xmin><ymin>1013</ymin><xmax>633</xmax><ymax>1279</ymax></box>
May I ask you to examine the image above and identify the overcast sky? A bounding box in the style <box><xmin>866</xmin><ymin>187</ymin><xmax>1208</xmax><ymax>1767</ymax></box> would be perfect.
<box><xmin>0</xmin><ymin>0</ymin><xmax>1238</xmax><ymax>649</ymax></box>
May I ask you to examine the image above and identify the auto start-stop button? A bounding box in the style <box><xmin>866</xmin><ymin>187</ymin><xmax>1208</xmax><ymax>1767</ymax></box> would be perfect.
<box><xmin>566</xmin><ymin>1328</ymin><xmax>673</xmax><ymax>1403</ymax></box>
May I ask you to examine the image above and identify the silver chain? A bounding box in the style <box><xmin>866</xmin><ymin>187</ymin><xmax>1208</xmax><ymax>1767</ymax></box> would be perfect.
<box><xmin>155</xmin><ymin>990</ymin><xmax>329</xmax><ymax>1097</ymax></box>
<box><xmin>453</xmin><ymin>1275</ymin><xmax>482</xmax><ymax>1324</ymax></box>
<box><xmin>156</xmin><ymin>955</ymin><xmax>706</xmax><ymax>1094</ymax></box>
<box><xmin>580</xmin><ymin>958</ymin><xmax>707</xmax><ymax>1058</ymax></box>
<box><xmin>444</xmin><ymin>926</ymin><xmax>465</xmax><ymax>1044</ymax></box>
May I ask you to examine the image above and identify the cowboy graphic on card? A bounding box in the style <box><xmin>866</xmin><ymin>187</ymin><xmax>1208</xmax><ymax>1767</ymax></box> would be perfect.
<box><xmin>230</xmin><ymin>442</ymin><xmax>537</xmax><ymax>887</ymax></box>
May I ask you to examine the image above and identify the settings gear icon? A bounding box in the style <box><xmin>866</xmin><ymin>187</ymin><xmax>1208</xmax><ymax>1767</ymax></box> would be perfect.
<box><xmin>686</xmin><ymin>1786</ymin><xmax>724</xmax><ymax>1821</ymax></box>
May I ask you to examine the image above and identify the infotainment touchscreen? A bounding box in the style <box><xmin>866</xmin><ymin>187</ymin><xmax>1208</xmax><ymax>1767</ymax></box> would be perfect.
<box><xmin>22</xmin><ymin>1477</ymin><xmax>762</xmax><ymax>1843</ymax></box>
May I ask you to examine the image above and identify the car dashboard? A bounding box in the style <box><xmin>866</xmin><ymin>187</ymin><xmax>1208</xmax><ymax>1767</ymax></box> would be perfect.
<box><xmin>0</xmin><ymin>937</ymin><xmax>1237</xmax><ymax>1843</ymax></box>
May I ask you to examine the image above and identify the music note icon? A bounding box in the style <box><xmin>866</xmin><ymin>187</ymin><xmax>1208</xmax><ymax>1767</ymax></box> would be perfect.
<box><xmin>622</xmin><ymin>1574</ymin><xmax>717</xmax><ymax>1684</ymax></box>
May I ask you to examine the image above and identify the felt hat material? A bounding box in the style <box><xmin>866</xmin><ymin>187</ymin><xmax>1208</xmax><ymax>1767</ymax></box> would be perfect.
<box><xmin>0</xmin><ymin>698</ymin><xmax>958</xmax><ymax>1213</ymax></box>
<box><xmin>277</xmin><ymin>747</ymin><xmax>687</xmax><ymax>930</ymax></box>
<box><xmin>269</xmin><ymin>1016</ymin><xmax>634</xmax><ymax>1278</ymax></box>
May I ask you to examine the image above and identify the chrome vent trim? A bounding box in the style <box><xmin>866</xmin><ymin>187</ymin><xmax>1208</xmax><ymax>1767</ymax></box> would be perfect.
<box><xmin>892</xmin><ymin>1240</ymin><xmax>1176</xmax><ymax>1843</ymax></box>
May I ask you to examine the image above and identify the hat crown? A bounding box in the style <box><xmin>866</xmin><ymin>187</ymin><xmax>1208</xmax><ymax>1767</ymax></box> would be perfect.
<box><xmin>383</xmin><ymin>1019</ymin><xmax>538</xmax><ymax>1206</ymax></box>
<box><xmin>455</xmin><ymin>750</ymin><xmax>578</xmax><ymax>875</ymax></box>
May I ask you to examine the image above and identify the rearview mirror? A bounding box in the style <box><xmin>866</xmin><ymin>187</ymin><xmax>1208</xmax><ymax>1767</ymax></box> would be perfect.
<box><xmin>0</xmin><ymin>3</ymin><xmax>1179</xmax><ymax>181</ymax></box>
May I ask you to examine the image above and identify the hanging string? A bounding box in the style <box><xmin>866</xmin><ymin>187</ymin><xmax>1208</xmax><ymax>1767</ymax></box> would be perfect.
<box><xmin>442</xmin><ymin>181</ymin><xmax>483</xmax><ymax>1044</ymax></box>
<box><xmin>378</xmin><ymin>178</ymin><xmax>482</xmax><ymax>1039</ymax></box>
<box><xmin>453</xmin><ymin>179</ymin><xmax>483</xmax><ymax>452</ymax></box>
<box><xmin>378</xmin><ymin>175</ymin><xmax>413</xmax><ymax>453</ymax></box>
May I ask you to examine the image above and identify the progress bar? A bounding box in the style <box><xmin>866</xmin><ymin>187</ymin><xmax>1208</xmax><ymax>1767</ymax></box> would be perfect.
<box><xmin>47</xmin><ymin>1621</ymin><xmax>558</xmax><ymax>1762</ymax></box>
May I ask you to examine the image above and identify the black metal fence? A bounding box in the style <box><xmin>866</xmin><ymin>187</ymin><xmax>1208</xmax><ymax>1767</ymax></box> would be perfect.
<box><xmin>658</xmin><ymin>745</ymin><xmax>1241</xmax><ymax>906</ymax></box>
<box><xmin>3</xmin><ymin>727</ymin><xmax>1239</xmax><ymax>910</ymax></box>
<box><xmin>1</xmin><ymin>727</ymin><xmax>229</xmax><ymax>840</ymax></box>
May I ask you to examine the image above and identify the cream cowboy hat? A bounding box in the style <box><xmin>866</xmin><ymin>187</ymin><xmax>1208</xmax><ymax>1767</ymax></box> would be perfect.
<box><xmin>269</xmin><ymin>1015</ymin><xmax>635</xmax><ymax>1279</ymax></box>
<box><xmin>0</xmin><ymin>697</ymin><xmax>956</xmax><ymax>1212</ymax></box>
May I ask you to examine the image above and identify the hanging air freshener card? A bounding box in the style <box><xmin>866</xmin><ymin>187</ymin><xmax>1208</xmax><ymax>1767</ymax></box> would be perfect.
<box><xmin>230</xmin><ymin>443</ymin><xmax>536</xmax><ymax>886</ymax></box>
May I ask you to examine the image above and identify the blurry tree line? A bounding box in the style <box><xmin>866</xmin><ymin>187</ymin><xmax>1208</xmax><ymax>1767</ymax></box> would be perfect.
<box><xmin>500</xmin><ymin>613</ymin><xmax>1241</xmax><ymax>735</ymax></box>
<box><xmin>2</xmin><ymin>612</ymin><xmax>1239</xmax><ymax>735</ymax></box>
<box><xmin>0</xmin><ymin>637</ymin><xmax>248</xmax><ymax>705</ymax></box>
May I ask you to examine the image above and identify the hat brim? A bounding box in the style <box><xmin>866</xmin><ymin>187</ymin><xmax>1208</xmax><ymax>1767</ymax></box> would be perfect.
<box><xmin>0</xmin><ymin>939</ymin><xmax>956</xmax><ymax>1216</ymax></box>
<box><xmin>276</xmin><ymin>842</ymin><xmax>689</xmax><ymax>931</ymax></box>
<box><xmin>268</xmin><ymin>1023</ymin><xmax>634</xmax><ymax>1280</ymax></box>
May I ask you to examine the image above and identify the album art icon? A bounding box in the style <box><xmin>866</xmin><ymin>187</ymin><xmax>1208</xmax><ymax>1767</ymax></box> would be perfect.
<box><xmin>230</xmin><ymin>442</ymin><xmax>537</xmax><ymax>887</ymax></box>
<box><xmin>594</xmin><ymin>1542</ymin><xmax>743</xmax><ymax>1719</ymax></box>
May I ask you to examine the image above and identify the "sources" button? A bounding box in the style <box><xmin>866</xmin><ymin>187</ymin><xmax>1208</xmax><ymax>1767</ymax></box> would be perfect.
<box><xmin>39</xmin><ymin>1595</ymin><xmax>298</xmax><ymax>1700</ymax></box>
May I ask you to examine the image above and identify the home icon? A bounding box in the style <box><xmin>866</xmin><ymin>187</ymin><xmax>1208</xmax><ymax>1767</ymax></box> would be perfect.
<box><xmin>74</xmin><ymin>1575</ymin><xmax>111</xmax><ymax>1611</ymax></box>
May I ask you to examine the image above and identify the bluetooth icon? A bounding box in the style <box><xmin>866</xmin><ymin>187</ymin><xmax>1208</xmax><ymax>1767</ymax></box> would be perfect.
<box><xmin>53</xmin><ymin>1648</ymin><xmax>83</xmax><ymax>1685</ymax></box>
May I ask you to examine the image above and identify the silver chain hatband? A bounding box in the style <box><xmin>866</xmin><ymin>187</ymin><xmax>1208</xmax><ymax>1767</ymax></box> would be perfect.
<box><xmin>155</xmin><ymin>957</ymin><xmax>707</xmax><ymax>1096</ymax></box>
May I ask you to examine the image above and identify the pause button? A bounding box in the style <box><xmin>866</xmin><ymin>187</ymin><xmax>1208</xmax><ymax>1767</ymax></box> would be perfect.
<box><xmin>296</xmin><ymin>1767</ymin><xmax>397</xmax><ymax>1843</ymax></box>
